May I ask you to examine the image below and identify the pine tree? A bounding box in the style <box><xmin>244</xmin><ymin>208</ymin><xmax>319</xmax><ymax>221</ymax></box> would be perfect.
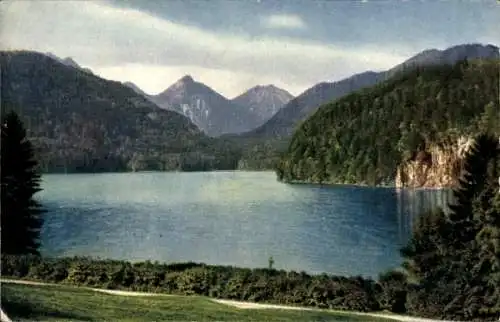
<box><xmin>401</xmin><ymin>133</ymin><xmax>500</xmax><ymax>320</ymax></box>
<box><xmin>468</xmin><ymin>137</ymin><xmax>500</xmax><ymax>320</ymax></box>
<box><xmin>1</xmin><ymin>110</ymin><xmax>45</xmax><ymax>255</ymax></box>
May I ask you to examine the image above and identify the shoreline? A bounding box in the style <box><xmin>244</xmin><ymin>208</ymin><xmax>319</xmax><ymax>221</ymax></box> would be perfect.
<box><xmin>41</xmin><ymin>170</ymin><xmax>452</xmax><ymax>190</ymax></box>
<box><xmin>282</xmin><ymin>179</ymin><xmax>450</xmax><ymax>191</ymax></box>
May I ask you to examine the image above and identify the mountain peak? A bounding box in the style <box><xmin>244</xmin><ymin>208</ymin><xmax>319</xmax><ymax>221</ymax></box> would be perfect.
<box><xmin>61</xmin><ymin>57</ymin><xmax>80</xmax><ymax>68</ymax></box>
<box><xmin>179</xmin><ymin>75</ymin><xmax>194</xmax><ymax>84</ymax></box>
<box><xmin>254</xmin><ymin>84</ymin><xmax>278</xmax><ymax>91</ymax></box>
<box><xmin>231</xmin><ymin>84</ymin><xmax>294</xmax><ymax>124</ymax></box>
<box><xmin>123</xmin><ymin>81</ymin><xmax>148</xmax><ymax>96</ymax></box>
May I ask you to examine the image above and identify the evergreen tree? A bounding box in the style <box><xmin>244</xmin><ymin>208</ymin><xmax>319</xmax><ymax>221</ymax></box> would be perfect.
<box><xmin>469</xmin><ymin>139</ymin><xmax>500</xmax><ymax>320</ymax></box>
<box><xmin>1</xmin><ymin>110</ymin><xmax>45</xmax><ymax>255</ymax></box>
<box><xmin>401</xmin><ymin>133</ymin><xmax>500</xmax><ymax>321</ymax></box>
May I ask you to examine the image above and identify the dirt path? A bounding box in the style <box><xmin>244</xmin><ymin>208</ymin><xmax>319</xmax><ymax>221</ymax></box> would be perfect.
<box><xmin>0</xmin><ymin>278</ymin><xmax>166</xmax><ymax>297</ymax></box>
<box><xmin>1</xmin><ymin>278</ymin><xmax>456</xmax><ymax>322</ymax></box>
<box><xmin>212</xmin><ymin>299</ymin><xmax>457</xmax><ymax>322</ymax></box>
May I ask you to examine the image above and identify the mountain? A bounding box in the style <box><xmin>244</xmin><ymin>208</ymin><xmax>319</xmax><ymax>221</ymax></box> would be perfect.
<box><xmin>45</xmin><ymin>52</ymin><xmax>94</xmax><ymax>74</ymax></box>
<box><xmin>276</xmin><ymin>59</ymin><xmax>500</xmax><ymax>187</ymax></box>
<box><xmin>388</xmin><ymin>43</ymin><xmax>500</xmax><ymax>76</ymax></box>
<box><xmin>150</xmin><ymin>75</ymin><xmax>260</xmax><ymax>136</ymax></box>
<box><xmin>244</xmin><ymin>43</ymin><xmax>500</xmax><ymax>139</ymax></box>
<box><xmin>123</xmin><ymin>81</ymin><xmax>149</xmax><ymax>97</ymax></box>
<box><xmin>231</xmin><ymin>85</ymin><xmax>293</xmax><ymax>126</ymax></box>
<box><xmin>0</xmin><ymin>50</ymin><xmax>241</xmax><ymax>173</ymax></box>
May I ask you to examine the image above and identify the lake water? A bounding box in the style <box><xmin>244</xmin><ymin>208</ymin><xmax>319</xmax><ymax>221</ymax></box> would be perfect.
<box><xmin>38</xmin><ymin>171</ymin><xmax>452</xmax><ymax>278</ymax></box>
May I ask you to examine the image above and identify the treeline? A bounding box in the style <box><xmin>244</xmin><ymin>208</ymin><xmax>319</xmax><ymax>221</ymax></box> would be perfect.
<box><xmin>233</xmin><ymin>137</ymin><xmax>288</xmax><ymax>170</ymax></box>
<box><xmin>31</xmin><ymin>138</ymin><xmax>241</xmax><ymax>173</ymax></box>
<box><xmin>276</xmin><ymin>59</ymin><xmax>500</xmax><ymax>185</ymax></box>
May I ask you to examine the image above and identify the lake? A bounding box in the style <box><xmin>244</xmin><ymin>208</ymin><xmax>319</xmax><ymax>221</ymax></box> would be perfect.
<box><xmin>38</xmin><ymin>171</ymin><xmax>452</xmax><ymax>278</ymax></box>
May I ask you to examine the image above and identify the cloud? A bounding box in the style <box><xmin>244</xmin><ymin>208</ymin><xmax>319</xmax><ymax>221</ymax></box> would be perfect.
<box><xmin>261</xmin><ymin>14</ymin><xmax>307</xmax><ymax>30</ymax></box>
<box><xmin>0</xmin><ymin>1</ymin><xmax>410</xmax><ymax>97</ymax></box>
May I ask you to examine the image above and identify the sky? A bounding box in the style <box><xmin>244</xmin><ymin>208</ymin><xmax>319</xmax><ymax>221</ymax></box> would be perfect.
<box><xmin>1</xmin><ymin>0</ymin><xmax>498</xmax><ymax>98</ymax></box>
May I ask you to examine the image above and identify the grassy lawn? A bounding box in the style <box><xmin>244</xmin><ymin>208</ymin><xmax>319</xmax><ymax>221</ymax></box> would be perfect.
<box><xmin>1</xmin><ymin>283</ymin><xmax>397</xmax><ymax>322</ymax></box>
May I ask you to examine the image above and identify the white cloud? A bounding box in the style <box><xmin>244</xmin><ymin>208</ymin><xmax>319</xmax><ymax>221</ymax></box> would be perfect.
<box><xmin>0</xmin><ymin>1</ymin><xmax>409</xmax><ymax>97</ymax></box>
<box><xmin>261</xmin><ymin>14</ymin><xmax>307</xmax><ymax>30</ymax></box>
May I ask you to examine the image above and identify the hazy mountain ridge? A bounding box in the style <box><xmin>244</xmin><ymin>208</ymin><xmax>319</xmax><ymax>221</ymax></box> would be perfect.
<box><xmin>243</xmin><ymin>43</ymin><xmax>500</xmax><ymax>139</ymax></box>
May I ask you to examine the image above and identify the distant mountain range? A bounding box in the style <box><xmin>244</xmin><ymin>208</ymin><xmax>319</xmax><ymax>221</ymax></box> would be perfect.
<box><xmin>3</xmin><ymin>42</ymin><xmax>497</xmax><ymax>173</ymax></box>
<box><xmin>0</xmin><ymin>51</ymin><xmax>240</xmax><ymax>172</ymax></box>
<box><xmin>44</xmin><ymin>53</ymin><xmax>294</xmax><ymax>137</ymax></box>
<box><xmin>149</xmin><ymin>75</ymin><xmax>254</xmax><ymax>136</ymax></box>
<box><xmin>241</xmin><ymin>43</ymin><xmax>500</xmax><ymax>139</ymax></box>
<box><xmin>148</xmin><ymin>76</ymin><xmax>293</xmax><ymax>136</ymax></box>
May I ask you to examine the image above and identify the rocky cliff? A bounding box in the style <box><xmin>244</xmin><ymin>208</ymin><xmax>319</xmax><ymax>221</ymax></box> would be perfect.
<box><xmin>395</xmin><ymin>136</ymin><xmax>475</xmax><ymax>188</ymax></box>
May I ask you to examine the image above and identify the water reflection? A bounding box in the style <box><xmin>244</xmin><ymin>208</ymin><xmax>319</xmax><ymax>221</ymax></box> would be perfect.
<box><xmin>396</xmin><ymin>188</ymin><xmax>453</xmax><ymax>241</ymax></box>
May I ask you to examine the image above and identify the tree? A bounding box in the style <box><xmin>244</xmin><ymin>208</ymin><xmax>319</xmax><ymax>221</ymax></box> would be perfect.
<box><xmin>1</xmin><ymin>110</ymin><xmax>45</xmax><ymax>255</ymax></box>
<box><xmin>401</xmin><ymin>133</ymin><xmax>500</xmax><ymax>320</ymax></box>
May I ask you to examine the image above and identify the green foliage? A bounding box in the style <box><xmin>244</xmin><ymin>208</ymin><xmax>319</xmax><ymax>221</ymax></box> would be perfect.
<box><xmin>401</xmin><ymin>133</ymin><xmax>500</xmax><ymax>321</ymax></box>
<box><xmin>1</xmin><ymin>111</ymin><xmax>46</xmax><ymax>255</ymax></box>
<box><xmin>1</xmin><ymin>255</ymin><xmax>388</xmax><ymax>313</ymax></box>
<box><xmin>375</xmin><ymin>270</ymin><xmax>408</xmax><ymax>313</ymax></box>
<box><xmin>276</xmin><ymin>60</ymin><xmax>500</xmax><ymax>185</ymax></box>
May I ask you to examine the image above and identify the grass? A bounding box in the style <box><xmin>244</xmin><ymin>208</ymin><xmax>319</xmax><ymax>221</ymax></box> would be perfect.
<box><xmin>0</xmin><ymin>283</ymin><xmax>397</xmax><ymax>322</ymax></box>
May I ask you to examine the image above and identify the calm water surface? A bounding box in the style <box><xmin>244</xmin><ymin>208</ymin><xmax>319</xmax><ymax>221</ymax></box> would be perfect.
<box><xmin>39</xmin><ymin>171</ymin><xmax>451</xmax><ymax>278</ymax></box>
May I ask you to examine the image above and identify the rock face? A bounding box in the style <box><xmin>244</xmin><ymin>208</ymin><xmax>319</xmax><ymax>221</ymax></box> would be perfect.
<box><xmin>396</xmin><ymin>136</ymin><xmax>475</xmax><ymax>188</ymax></box>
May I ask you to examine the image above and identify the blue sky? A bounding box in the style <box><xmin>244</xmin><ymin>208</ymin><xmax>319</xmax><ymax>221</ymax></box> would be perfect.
<box><xmin>1</xmin><ymin>0</ymin><xmax>498</xmax><ymax>97</ymax></box>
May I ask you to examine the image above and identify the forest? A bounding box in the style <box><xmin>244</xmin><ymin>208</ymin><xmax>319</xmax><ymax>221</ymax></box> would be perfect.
<box><xmin>275</xmin><ymin>59</ymin><xmax>500</xmax><ymax>185</ymax></box>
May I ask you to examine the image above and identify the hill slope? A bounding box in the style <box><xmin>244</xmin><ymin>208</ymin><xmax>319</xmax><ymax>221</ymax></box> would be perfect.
<box><xmin>276</xmin><ymin>59</ymin><xmax>500</xmax><ymax>186</ymax></box>
<box><xmin>245</xmin><ymin>43</ymin><xmax>499</xmax><ymax>139</ymax></box>
<box><xmin>0</xmin><ymin>51</ymin><xmax>240</xmax><ymax>172</ymax></box>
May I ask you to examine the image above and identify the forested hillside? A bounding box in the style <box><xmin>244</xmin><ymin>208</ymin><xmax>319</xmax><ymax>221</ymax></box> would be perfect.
<box><xmin>276</xmin><ymin>59</ymin><xmax>500</xmax><ymax>185</ymax></box>
<box><xmin>0</xmin><ymin>51</ymin><xmax>240</xmax><ymax>173</ymax></box>
<box><xmin>243</xmin><ymin>44</ymin><xmax>499</xmax><ymax>140</ymax></box>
